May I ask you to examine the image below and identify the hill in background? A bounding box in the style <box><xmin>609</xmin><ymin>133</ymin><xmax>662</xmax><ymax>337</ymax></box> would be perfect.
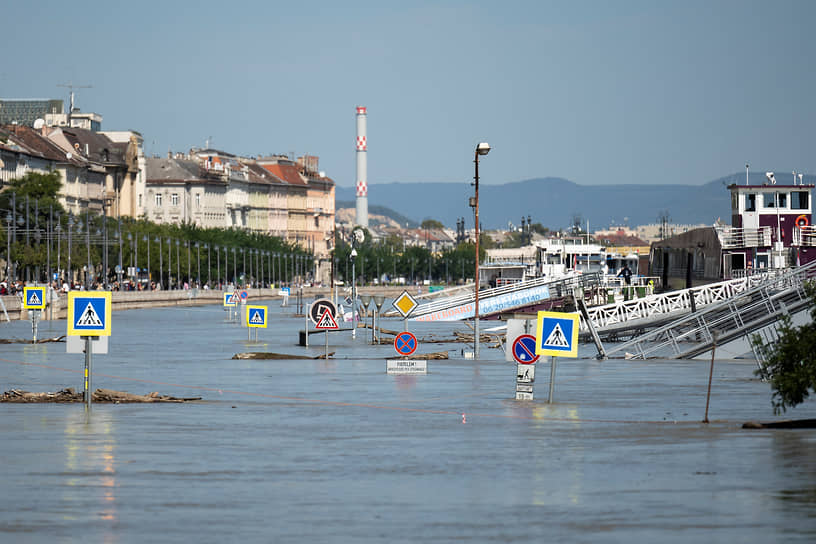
<box><xmin>336</xmin><ymin>172</ymin><xmax>816</xmax><ymax>230</ymax></box>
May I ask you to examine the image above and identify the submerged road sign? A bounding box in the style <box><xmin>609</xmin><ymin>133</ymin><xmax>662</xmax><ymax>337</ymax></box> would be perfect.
<box><xmin>315</xmin><ymin>308</ymin><xmax>339</xmax><ymax>330</ymax></box>
<box><xmin>512</xmin><ymin>334</ymin><xmax>539</xmax><ymax>364</ymax></box>
<box><xmin>246</xmin><ymin>305</ymin><xmax>268</xmax><ymax>328</ymax></box>
<box><xmin>67</xmin><ymin>292</ymin><xmax>112</xmax><ymax>336</ymax></box>
<box><xmin>224</xmin><ymin>292</ymin><xmax>238</xmax><ymax>306</ymax></box>
<box><xmin>394</xmin><ymin>331</ymin><xmax>418</xmax><ymax>356</ymax></box>
<box><xmin>23</xmin><ymin>286</ymin><xmax>46</xmax><ymax>310</ymax></box>
<box><xmin>535</xmin><ymin>311</ymin><xmax>580</xmax><ymax>358</ymax></box>
<box><xmin>392</xmin><ymin>290</ymin><xmax>418</xmax><ymax>318</ymax></box>
<box><xmin>309</xmin><ymin>298</ymin><xmax>337</xmax><ymax>326</ymax></box>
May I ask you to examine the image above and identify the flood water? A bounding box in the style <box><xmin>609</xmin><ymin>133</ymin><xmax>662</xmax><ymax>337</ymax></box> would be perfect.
<box><xmin>2</xmin><ymin>299</ymin><xmax>816</xmax><ymax>543</ymax></box>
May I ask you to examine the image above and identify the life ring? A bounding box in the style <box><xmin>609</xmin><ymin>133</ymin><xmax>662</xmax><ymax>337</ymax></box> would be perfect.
<box><xmin>796</xmin><ymin>215</ymin><xmax>809</xmax><ymax>228</ymax></box>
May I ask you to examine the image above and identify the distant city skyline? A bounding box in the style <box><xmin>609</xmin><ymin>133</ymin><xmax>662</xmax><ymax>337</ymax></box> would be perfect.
<box><xmin>3</xmin><ymin>0</ymin><xmax>814</xmax><ymax>188</ymax></box>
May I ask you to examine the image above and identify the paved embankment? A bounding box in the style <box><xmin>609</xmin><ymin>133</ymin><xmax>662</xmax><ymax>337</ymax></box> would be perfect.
<box><xmin>0</xmin><ymin>285</ymin><xmax>416</xmax><ymax>321</ymax></box>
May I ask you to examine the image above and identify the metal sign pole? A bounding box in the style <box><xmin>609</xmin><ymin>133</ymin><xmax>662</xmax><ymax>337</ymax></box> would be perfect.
<box><xmin>84</xmin><ymin>336</ymin><xmax>92</xmax><ymax>408</ymax></box>
<box><xmin>548</xmin><ymin>356</ymin><xmax>557</xmax><ymax>404</ymax></box>
<box><xmin>305</xmin><ymin>313</ymin><xmax>309</xmax><ymax>347</ymax></box>
<box><xmin>325</xmin><ymin>329</ymin><xmax>329</xmax><ymax>360</ymax></box>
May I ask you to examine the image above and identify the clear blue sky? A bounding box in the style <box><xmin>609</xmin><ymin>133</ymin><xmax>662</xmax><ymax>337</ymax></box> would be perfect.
<box><xmin>4</xmin><ymin>0</ymin><xmax>814</xmax><ymax>188</ymax></box>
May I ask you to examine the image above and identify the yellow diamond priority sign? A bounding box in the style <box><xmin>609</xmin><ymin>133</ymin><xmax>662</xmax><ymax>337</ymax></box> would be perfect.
<box><xmin>392</xmin><ymin>290</ymin><xmax>418</xmax><ymax>318</ymax></box>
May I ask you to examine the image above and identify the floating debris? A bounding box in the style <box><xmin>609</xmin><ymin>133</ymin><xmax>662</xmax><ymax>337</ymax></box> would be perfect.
<box><xmin>1</xmin><ymin>388</ymin><xmax>201</xmax><ymax>403</ymax></box>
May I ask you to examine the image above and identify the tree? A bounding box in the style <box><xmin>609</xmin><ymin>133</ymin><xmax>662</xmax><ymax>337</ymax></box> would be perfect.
<box><xmin>420</xmin><ymin>219</ymin><xmax>445</xmax><ymax>230</ymax></box>
<box><xmin>752</xmin><ymin>282</ymin><xmax>816</xmax><ymax>414</ymax></box>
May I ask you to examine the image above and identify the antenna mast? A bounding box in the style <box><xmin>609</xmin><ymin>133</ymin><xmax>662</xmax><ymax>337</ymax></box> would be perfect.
<box><xmin>57</xmin><ymin>82</ymin><xmax>92</xmax><ymax>124</ymax></box>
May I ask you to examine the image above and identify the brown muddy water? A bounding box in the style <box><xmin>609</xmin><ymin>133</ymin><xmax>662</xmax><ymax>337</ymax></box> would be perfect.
<box><xmin>1</xmin><ymin>301</ymin><xmax>815</xmax><ymax>543</ymax></box>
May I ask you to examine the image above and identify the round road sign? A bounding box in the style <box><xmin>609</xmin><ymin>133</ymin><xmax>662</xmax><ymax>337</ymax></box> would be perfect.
<box><xmin>394</xmin><ymin>331</ymin><xmax>418</xmax><ymax>356</ymax></box>
<box><xmin>512</xmin><ymin>334</ymin><xmax>539</xmax><ymax>364</ymax></box>
<box><xmin>240</xmin><ymin>290</ymin><xmax>249</xmax><ymax>300</ymax></box>
<box><xmin>309</xmin><ymin>298</ymin><xmax>337</xmax><ymax>326</ymax></box>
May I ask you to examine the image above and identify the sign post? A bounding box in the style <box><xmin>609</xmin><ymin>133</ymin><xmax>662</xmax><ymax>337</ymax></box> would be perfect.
<box><xmin>392</xmin><ymin>290</ymin><xmax>418</xmax><ymax>331</ymax></box>
<box><xmin>388</xmin><ymin>331</ymin><xmax>427</xmax><ymax>374</ymax></box>
<box><xmin>309</xmin><ymin>299</ymin><xmax>337</xmax><ymax>350</ymax></box>
<box><xmin>223</xmin><ymin>291</ymin><xmax>238</xmax><ymax>321</ymax></box>
<box><xmin>67</xmin><ymin>292</ymin><xmax>112</xmax><ymax>408</ymax></box>
<box><xmin>512</xmin><ymin>334</ymin><xmax>539</xmax><ymax>400</ymax></box>
<box><xmin>535</xmin><ymin>311</ymin><xmax>580</xmax><ymax>403</ymax></box>
<box><xmin>246</xmin><ymin>305</ymin><xmax>268</xmax><ymax>342</ymax></box>
<box><xmin>314</xmin><ymin>308</ymin><xmax>339</xmax><ymax>360</ymax></box>
<box><xmin>23</xmin><ymin>286</ymin><xmax>46</xmax><ymax>342</ymax></box>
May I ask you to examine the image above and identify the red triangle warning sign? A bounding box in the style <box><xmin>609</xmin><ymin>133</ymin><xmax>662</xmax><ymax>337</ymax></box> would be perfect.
<box><xmin>315</xmin><ymin>308</ymin><xmax>338</xmax><ymax>329</ymax></box>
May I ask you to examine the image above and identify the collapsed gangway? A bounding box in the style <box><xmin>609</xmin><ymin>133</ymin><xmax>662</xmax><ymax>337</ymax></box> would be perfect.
<box><xmin>385</xmin><ymin>273</ymin><xmax>604</xmax><ymax>322</ymax></box>
<box><xmin>580</xmin><ymin>271</ymin><xmax>778</xmax><ymax>341</ymax></box>
<box><xmin>601</xmin><ymin>260</ymin><xmax>816</xmax><ymax>361</ymax></box>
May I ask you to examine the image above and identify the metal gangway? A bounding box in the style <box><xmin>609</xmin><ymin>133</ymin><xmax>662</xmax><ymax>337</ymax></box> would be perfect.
<box><xmin>388</xmin><ymin>273</ymin><xmax>603</xmax><ymax>321</ymax></box>
<box><xmin>581</xmin><ymin>272</ymin><xmax>776</xmax><ymax>340</ymax></box>
<box><xmin>602</xmin><ymin>260</ymin><xmax>816</xmax><ymax>361</ymax></box>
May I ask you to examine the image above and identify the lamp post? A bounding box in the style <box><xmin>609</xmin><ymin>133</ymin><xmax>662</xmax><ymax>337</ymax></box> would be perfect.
<box><xmin>144</xmin><ymin>235</ymin><xmax>150</xmax><ymax>289</ymax></box>
<box><xmin>156</xmin><ymin>237</ymin><xmax>162</xmax><ymax>290</ymax></box>
<box><xmin>176</xmin><ymin>239</ymin><xmax>180</xmax><ymax>288</ymax></box>
<box><xmin>167</xmin><ymin>238</ymin><xmax>172</xmax><ymax>289</ymax></box>
<box><xmin>67</xmin><ymin>212</ymin><xmax>74</xmax><ymax>289</ymax></box>
<box><xmin>4</xmin><ymin>212</ymin><xmax>11</xmax><ymax>284</ymax></box>
<box><xmin>215</xmin><ymin>245</ymin><xmax>220</xmax><ymax>288</ymax></box>
<box><xmin>350</xmin><ymin>248</ymin><xmax>357</xmax><ymax>339</ymax></box>
<box><xmin>84</xmin><ymin>213</ymin><xmax>92</xmax><ymax>290</ymax></box>
<box><xmin>473</xmin><ymin>141</ymin><xmax>490</xmax><ymax>359</ymax></box>
<box><xmin>117</xmin><ymin>220</ymin><xmax>123</xmax><ymax>287</ymax></box>
<box><xmin>196</xmin><ymin>242</ymin><xmax>201</xmax><ymax>288</ymax></box>
<box><xmin>232</xmin><ymin>247</ymin><xmax>237</xmax><ymax>286</ymax></box>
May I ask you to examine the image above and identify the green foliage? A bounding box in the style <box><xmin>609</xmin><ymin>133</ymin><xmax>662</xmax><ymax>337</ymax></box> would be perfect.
<box><xmin>752</xmin><ymin>282</ymin><xmax>816</xmax><ymax>414</ymax></box>
<box><xmin>420</xmin><ymin>219</ymin><xmax>445</xmax><ymax>230</ymax></box>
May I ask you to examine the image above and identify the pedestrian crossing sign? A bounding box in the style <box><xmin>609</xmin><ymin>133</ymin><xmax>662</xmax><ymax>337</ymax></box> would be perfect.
<box><xmin>67</xmin><ymin>292</ymin><xmax>112</xmax><ymax>337</ymax></box>
<box><xmin>224</xmin><ymin>292</ymin><xmax>238</xmax><ymax>306</ymax></box>
<box><xmin>535</xmin><ymin>311</ymin><xmax>580</xmax><ymax>358</ymax></box>
<box><xmin>23</xmin><ymin>286</ymin><xmax>47</xmax><ymax>310</ymax></box>
<box><xmin>246</xmin><ymin>305</ymin><xmax>267</xmax><ymax>328</ymax></box>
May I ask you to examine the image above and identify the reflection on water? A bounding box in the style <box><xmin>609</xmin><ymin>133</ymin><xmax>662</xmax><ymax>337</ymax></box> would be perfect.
<box><xmin>63</xmin><ymin>409</ymin><xmax>118</xmax><ymax>539</ymax></box>
<box><xmin>773</xmin><ymin>432</ymin><xmax>816</xmax><ymax>516</ymax></box>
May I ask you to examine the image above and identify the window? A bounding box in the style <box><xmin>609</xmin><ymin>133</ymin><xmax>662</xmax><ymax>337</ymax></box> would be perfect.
<box><xmin>138</xmin><ymin>194</ymin><xmax>142</xmax><ymax>208</ymax></box>
<box><xmin>745</xmin><ymin>193</ymin><xmax>756</xmax><ymax>212</ymax></box>
<box><xmin>171</xmin><ymin>193</ymin><xmax>179</xmax><ymax>206</ymax></box>
<box><xmin>155</xmin><ymin>193</ymin><xmax>162</xmax><ymax>207</ymax></box>
<box><xmin>764</xmin><ymin>192</ymin><xmax>787</xmax><ymax>208</ymax></box>
<box><xmin>791</xmin><ymin>191</ymin><xmax>809</xmax><ymax>210</ymax></box>
<box><xmin>196</xmin><ymin>193</ymin><xmax>201</xmax><ymax>208</ymax></box>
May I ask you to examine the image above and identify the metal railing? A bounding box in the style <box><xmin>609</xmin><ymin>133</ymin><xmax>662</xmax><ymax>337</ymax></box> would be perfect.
<box><xmin>716</xmin><ymin>226</ymin><xmax>772</xmax><ymax>248</ymax></box>
<box><xmin>582</xmin><ymin>272</ymin><xmax>774</xmax><ymax>333</ymax></box>
<box><xmin>603</xmin><ymin>260</ymin><xmax>816</xmax><ymax>361</ymax></box>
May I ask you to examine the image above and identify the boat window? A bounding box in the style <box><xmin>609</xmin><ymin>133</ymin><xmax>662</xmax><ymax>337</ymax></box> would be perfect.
<box><xmin>763</xmin><ymin>193</ymin><xmax>787</xmax><ymax>208</ymax></box>
<box><xmin>791</xmin><ymin>191</ymin><xmax>809</xmax><ymax>210</ymax></box>
<box><xmin>745</xmin><ymin>193</ymin><xmax>756</xmax><ymax>212</ymax></box>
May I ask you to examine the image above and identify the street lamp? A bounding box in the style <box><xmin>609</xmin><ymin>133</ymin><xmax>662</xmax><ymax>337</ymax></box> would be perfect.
<box><xmin>350</xmin><ymin>248</ymin><xmax>357</xmax><ymax>339</ymax></box>
<box><xmin>215</xmin><ymin>245</ymin><xmax>220</xmax><ymax>288</ymax></box>
<box><xmin>167</xmin><ymin>238</ymin><xmax>173</xmax><ymax>289</ymax></box>
<box><xmin>144</xmin><ymin>235</ymin><xmax>150</xmax><ymax>289</ymax></box>
<box><xmin>473</xmin><ymin>141</ymin><xmax>490</xmax><ymax>359</ymax></box>
<box><xmin>67</xmin><ymin>213</ymin><xmax>74</xmax><ymax>289</ymax></box>
<box><xmin>156</xmin><ymin>237</ymin><xmax>162</xmax><ymax>290</ymax></box>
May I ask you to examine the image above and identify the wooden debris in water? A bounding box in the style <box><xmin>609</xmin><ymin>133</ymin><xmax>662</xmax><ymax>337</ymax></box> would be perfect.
<box><xmin>0</xmin><ymin>388</ymin><xmax>201</xmax><ymax>403</ymax></box>
<box><xmin>232</xmin><ymin>352</ymin><xmax>334</xmax><ymax>360</ymax></box>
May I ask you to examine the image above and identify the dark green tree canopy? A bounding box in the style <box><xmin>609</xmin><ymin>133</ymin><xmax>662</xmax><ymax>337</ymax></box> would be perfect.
<box><xmin>753</xmin><ymin>282</ymin><xmax>816</xmax><ymax>414</ymax></box>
